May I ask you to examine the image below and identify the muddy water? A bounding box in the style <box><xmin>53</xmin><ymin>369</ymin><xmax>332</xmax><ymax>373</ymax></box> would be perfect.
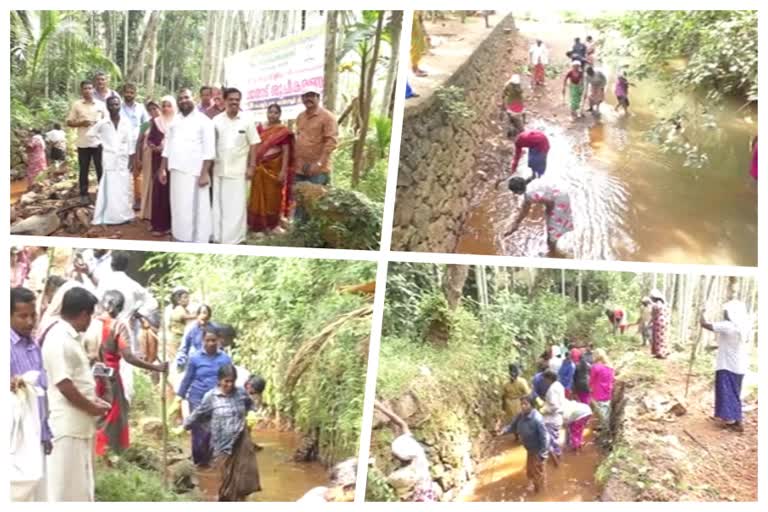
<box><xmin>11</xmin><ymin>179</ymin><xmax>26</xmax><ymax>203</ymax></box>
<box><xmin>456</xmin><ymin>22</ymin><xmax>757</xmax><ymax>266</ymax></box>
<box><xmin>459</xmin><ymin>429</ymin><xmax>601</xmax><ymax>502</ymax></box>
<box><xmin>196</xmin><ymin>430</ymin><xmax>328</xmax><ymax>502</ymax></box>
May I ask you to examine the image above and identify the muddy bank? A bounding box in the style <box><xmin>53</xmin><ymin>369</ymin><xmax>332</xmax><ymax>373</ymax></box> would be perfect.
<box><xmin>392</xmin><ymin>14</ymin><xmax>518</xmax><ymax>253</ymax></box>
<box><xmin>598</xmin><ymin>351</ymin><xmax>758</xmax><ymax>501</ymax></box>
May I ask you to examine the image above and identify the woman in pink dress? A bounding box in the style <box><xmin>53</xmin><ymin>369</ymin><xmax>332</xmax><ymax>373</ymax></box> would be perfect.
<box><xmin>25</xmin><ymin>129</ymin><xmax>47</xmax><ymax>186</ymax></box>
<box><xmin>589</xmin><ymin>348</ymin><xmax>615</xmax><ymax>431</ymax></box>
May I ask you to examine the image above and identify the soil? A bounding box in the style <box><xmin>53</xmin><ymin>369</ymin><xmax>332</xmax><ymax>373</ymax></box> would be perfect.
<box><xmin>602</xmin><ymin>347</ymin><xmax>758</xmax><ymax>501</ymax></box>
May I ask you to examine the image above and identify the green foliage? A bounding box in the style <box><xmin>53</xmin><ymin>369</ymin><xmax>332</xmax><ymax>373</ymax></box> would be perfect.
<box><xmin>141</xmin><ymin>254</ymin><xmax>374</xmax><ymax>463</ymax></box>
<box><xmin>95</xmin><ymin>460</ymin><xmax>190</xmax><ymax>501</ymax></box>
<box><xmin>594</xmin><ymin>10</ymin><xmax>757</xmax><ymax>102</ymax></box>
<box><xmin>332</xmin><ymin>148</ymin><xmax>387</xmax><ymax>204</ymax></box>
<box><xmin>301</xmin><ymin>186</ymin><xmax>383</xmax><ymax>250</ymax></box>
<box><xmin>365</xmin><ymin>465</ymin><xmax>399</xmax><ymax>502</ymax></box>
<box><xmin>434</xmin><ymin>86</ymin><xmax>473</xmax><ymax>121</ymax></box>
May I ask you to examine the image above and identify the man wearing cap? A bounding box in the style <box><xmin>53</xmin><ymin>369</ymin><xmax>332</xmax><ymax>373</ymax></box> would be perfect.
<box><xmin>294</xmin><ymin>85</ymin><xmax>339</xmax><ymax>223</ymax></box>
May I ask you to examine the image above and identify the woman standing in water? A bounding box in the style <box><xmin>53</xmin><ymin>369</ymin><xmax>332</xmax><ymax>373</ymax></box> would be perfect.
<box><xmin>562</xmin><ymin>60</ymin><xmax>585</xmax><ymax>118</ymax></box>
<box><xmin>177</xmin><ymin>326</ymin><xmax>232</xmax><ymax>466</ymax></box>
<box><xmin>248</xmin><ymin>104</ymin><xmax>295</xmax><ymax>233</ymax></box>
<box><xmin>501</xmin><ymin>364</ymin><xmax>531</xmax><ymax>429</ymax></box>
<box><xmin>700</xmin><ymin>300</ymin><xmax>752</xmax><ymax>433</ymax></box>
<box><xmin>184</xmin><ymin>364</ymin><xmax>261</xmax><ymax>500</ymax></box>
<box><xmin>505</xmin><ymin>176</ymin><xmax>574</xmax><ymax>257</ymax></box>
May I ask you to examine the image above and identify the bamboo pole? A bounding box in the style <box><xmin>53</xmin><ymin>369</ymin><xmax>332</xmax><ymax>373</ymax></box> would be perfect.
<box><xmin>159</xmin><ymin>292</ymin><xmax>168</xmax><ymax>489</ymax></box>
<box><xmin>685</xmin><ymin>275</ymin><xmax>716</xmax><ymax>398</ymax></box>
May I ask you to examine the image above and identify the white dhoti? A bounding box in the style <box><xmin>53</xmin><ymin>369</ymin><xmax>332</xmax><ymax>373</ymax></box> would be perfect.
<box><xmin>170</xmin><ymin>169</ymin><xmax>211</xmax><ymax>243</ymax></box>
<box><xmin>47</xmin><ymin>436</ymin><xmax>95</xmax><ymax>502</ymax></box>
<box><xmin>212</xmin><ymin>175</ymin><xmax>247</xmax><ymax>244</ymax></box>
<box><xmin>92</xmin><ymin>168</ymin><xmax>135</xmax><ymax>225</ymax></box>
<box><xmin>10</xmin><ymin>383</ymin><xmax>47</xmax><ymax>502</ymax></box>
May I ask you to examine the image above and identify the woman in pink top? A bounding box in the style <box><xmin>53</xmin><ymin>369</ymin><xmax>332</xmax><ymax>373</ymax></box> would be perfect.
<box><xmin>589</xmin><ymin>348</ymin><xmax>615</xmax><ymax>431</ymax></box>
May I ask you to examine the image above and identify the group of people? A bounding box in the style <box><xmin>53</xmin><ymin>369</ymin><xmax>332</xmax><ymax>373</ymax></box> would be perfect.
<box><xmin>499</xmin><ymin>343</ymin><xmax>615</xmax><ymax>494</ymax></box>
<box><xmin>56</xmin><ymin>71</ymin><xmax>339</xmax><ymax>243</ymax></box>
<box><xmin>10</xmin><ymin>246</ymin><xmax>361</xmax><ymax>502</ymax></box>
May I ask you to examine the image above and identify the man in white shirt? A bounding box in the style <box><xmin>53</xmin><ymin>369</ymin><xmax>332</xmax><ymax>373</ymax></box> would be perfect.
<box><xmin>212</xmin><ymin>88</ymin><xmax>260</xmax><ymax>245</ymax></box>
<box><xmin>159</xmin><ymin>88</ymin><xmax>215</xmax><ymax>243</ymax></box>
<box><xmin>45</xmin><ymin>123</ymin><xmax>67</xmax><ymax>170</ymax></box>
<box><xmin>42</xmin><ymin>287</ymin><xmax>110</xmax><ymax>501</ymax></box>
<box><xmin>89</xmin><ymin>96</ymin><xmax>136</xmax><ymax>226</ymax></box>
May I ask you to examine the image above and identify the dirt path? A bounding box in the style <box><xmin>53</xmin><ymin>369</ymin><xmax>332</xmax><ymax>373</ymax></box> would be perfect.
<box><xmin>604</xmin><ymin>348</ymin><xmax>758</xmax><ymax>501</ymax></box>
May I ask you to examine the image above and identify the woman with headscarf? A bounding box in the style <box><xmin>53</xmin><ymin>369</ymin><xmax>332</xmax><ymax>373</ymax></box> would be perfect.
<box><xmin>148</xmin><ymin>95</ymin><xmax>177</xmax><ymax>237</ymax></box>
<box><xmin>36</xmin><ymin>280</ymin><xmax>84</xmax><ymax>348</ymax></box>
<box><xmin>374</xmin><ymin>400</ymin><xmax>437</xmax><ymax>502</ymax></box>
<box><xmin>93</xmin><ymin>290</ymin><xmax>167</xmax><ymax>456</ymax></box>
<box><xmin>136</xmin><ymin>100</ymin><xmax>161</xmax><ymax>220</ymax></box>
<box><xmin>700</xmin><ymin>300</ymin><xmax>752</xmax><ymax>433</ymax></box>
<box><xmin>649</xmin><ymin>289</ymin><xmax>669</xmax><ymax>359</ymax></box>
<box><xmin>505</xmin><ymin>176</ymin><xmax>574</xmax><ymax>257</ymax></box>
<box><xmin>501</xmin><ymin>364</ymin><xmax>531</xmax><ymax>429</ymax></box>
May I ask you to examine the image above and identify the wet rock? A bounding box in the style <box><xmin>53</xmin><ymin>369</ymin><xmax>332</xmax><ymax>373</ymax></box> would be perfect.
<box><xmin>667</xmin><ymin>399</ymin><xmax>687</xmax><ymax>417</ymax></box>
<box><xmin>391</xmin><ymin>391</ymin><xmax>421</xmax><ymax>421</ymax></box>
<box><xmin>10</xmin><ymin>212</ymin><xmax>61</xmax><ymax>236</ymax></box>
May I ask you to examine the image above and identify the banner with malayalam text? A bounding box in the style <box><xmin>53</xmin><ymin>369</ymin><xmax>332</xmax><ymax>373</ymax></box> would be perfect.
<box><xmin>224</xmin><ymin>24</ymin><xmax>325</xmax><ymax>121</ymax></box>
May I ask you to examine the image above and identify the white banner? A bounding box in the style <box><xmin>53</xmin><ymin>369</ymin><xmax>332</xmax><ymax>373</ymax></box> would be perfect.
<box><xmin>224</xmin><ymin>24</ymin><xmax>326</xmax><ymax>121</ymax></box>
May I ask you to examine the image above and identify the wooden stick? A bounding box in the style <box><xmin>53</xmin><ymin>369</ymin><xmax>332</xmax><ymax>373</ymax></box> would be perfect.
<box><xmin>685</xmin><ymin>276</ymin><xmax>716</xmax><ymax>398</ymax></box>
<box><xmin>159</xmin><ymin>292</ymin><xmax>168</xmax><ymax>489</ymax></box>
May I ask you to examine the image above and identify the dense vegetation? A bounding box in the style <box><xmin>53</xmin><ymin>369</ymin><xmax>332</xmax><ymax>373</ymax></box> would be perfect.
<box><xmin>368</xmin><ymin>263</ymin><xmax>757</xmax><ymax>501</ymax></box>
<box><xmin>141</xmin><ymin>252</ymin><xmax>376</xmax><ymax>465</ymax></box>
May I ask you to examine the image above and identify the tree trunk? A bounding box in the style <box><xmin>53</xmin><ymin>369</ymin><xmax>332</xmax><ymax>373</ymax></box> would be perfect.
<box><xmin>443</xmin><ymin>265</ymin><xmax>469</xmax><ymax>310</ymax></box>
<box><xmin>237</xmin><ymin>11</ymin><xmax>250</xmax><ymax>50</ymax></box>
<box><xmin>146</xmin><ymin>17</ymin><xmax>160</xmax><ymax>97</ymax></box>
<box><xmin>323</xmin><ymin>11</ymin><xmax>339</xmax><ymax>112</ymax></box>
<box><xmin>102</xmin><ymin>11</ymin><xmax>113</xmax><ymax>59</ymax></box>
<box><xmin>123</xmin><ymin>11</ymin><xmax>129</xmax><ymax>76</ymax></box>
<box><xmin>577</xmin><ymin>271</ymin><xmax>583</xmax><ymax>308</ymax></box>
<box><xmin>381</xmin><ymin>10</ymin><xmax>402</xmax><ymax>117</ymax></box>
<box><xmin>351</xmin><ymin>11</ymin><xmax>385</xmax><ymax>188</ymax></box>
<box><xmin>127</xmin><ymin>11</ymin><xmax>161</xmax><ymax>83</ymax></box>
<box><xmin>561</xmin><ymin>269</ymin><xmax>566</xmax><ymax>298</ymax></box>
<box><xmin>215</xmin><ymin>11</ymin><xmax>231</xmax><ymax>83</ymax></box>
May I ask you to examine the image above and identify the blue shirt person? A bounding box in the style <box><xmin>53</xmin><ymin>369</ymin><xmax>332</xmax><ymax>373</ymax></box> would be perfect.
<box><xmin>175</xmin><ymin>304</ymin><xmax>215</xmax><ymax>369</ymax></box>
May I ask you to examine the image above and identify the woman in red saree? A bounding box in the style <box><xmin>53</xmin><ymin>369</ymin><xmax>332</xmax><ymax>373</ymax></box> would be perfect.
<box><xmin>248</xmin><ymin>104</ymin><xmax>295</xmax><ymax>232</ymax></box>
<box><xmin>149</xmin><ymin>96</ymin><xmax>177</xmax><ymax>237</ymax></box>
<box><xmin>94</xmin><ymin>290</ymin><xmax>167</xmax><ymax>457</ymax></box>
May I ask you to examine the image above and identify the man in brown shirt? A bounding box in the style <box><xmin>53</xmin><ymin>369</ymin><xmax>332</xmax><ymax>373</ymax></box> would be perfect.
<box><xmin>294</xmin><ymin>85</ymin><xmax>338</xmax><ymax>223</ymax></box>
<box><xmin>66</xmin><ymin>80</ymin><xmax>107</xmax><ymax>200</ymax></box>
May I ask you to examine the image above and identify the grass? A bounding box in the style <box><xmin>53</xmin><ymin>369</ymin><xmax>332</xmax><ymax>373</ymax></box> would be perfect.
<box><xmin>95</xmin><ymin>459</ymin><xmax>191</xmax><ymax>502</ymax></box>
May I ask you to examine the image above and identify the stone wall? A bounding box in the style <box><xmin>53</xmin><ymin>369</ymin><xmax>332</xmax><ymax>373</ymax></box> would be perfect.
<box><xmin>392</xmin><ymin>14</ymin><xmax>517</xmax><ymax>252</ymax></box>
